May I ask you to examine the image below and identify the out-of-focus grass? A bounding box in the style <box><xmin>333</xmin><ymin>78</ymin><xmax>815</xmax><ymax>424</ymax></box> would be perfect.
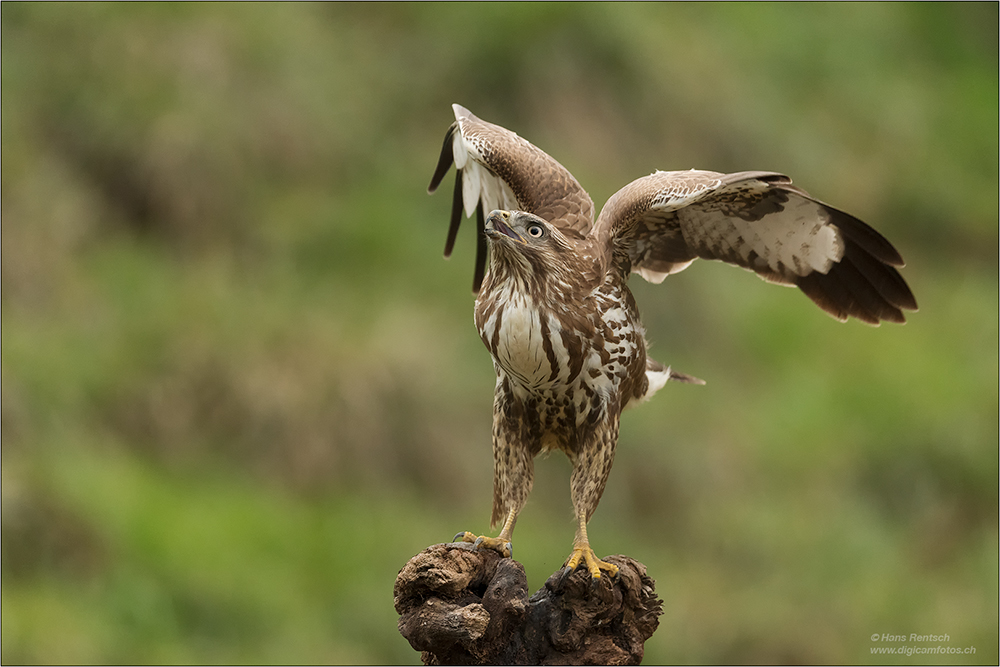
<box><xmin>3</xmin><ymin>2</ymin><xmax>997</xmax><ymax>665</ymax></box>
<box><xmin>3</xmin><ymin>439</ymin><xmax>440</xmax><ymax>664</ymax></box>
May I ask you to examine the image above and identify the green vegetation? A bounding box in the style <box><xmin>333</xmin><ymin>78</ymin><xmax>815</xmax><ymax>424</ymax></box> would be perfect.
<box><xmin>3</xmin><ymin>3</ymin><xmax>997</xmax><ymax>664</ymax></box>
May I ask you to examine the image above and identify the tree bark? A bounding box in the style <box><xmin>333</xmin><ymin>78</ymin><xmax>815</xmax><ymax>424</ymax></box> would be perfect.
<box><xmin>394</xmin><ymin>542</ymin><xmax>662</xmax><ymax>665</ymax></box>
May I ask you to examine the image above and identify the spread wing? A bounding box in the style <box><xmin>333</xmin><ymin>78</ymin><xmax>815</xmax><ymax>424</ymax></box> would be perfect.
<box><xmin>428</xmin><ymin>104</ymin><xmax>595</xmax><ymax>292</ymax></box>
<box><xmin>596</xmin><ymin>170</ymin><xmax>918</xmax><ymax>325</ymax></box>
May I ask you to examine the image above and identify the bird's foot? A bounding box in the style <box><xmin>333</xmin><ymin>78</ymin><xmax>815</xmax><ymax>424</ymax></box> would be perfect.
<box><xmin>559</xmin><ymin>546</ymin><xmax>618</xmax><ymax>586</ymax></box>
<box><xmin>453</xmin><ymin>531</ymin><xmax>513</xmax><ymax>558</ymax></box>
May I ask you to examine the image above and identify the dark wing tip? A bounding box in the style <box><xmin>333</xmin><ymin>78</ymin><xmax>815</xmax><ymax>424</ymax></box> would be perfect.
<box><xmin>428</xmin><ymin>124</ymin><xmax>456</xmax><ymax>194</ymax></box>
<box><xmin>472</xmin><ymin>202</ymin><xmax>487</xmax><ymax>293</ymax></box>
<box><xmin>770</xmin><ymin>183</ymin><xmax>906</xmax><ymax>268</ymax></box>
<box><xmin>443</xmin><ymin>168</ymin><xmax>464</xmax><ymax>258</ymax></box>
<box><xmin>431</xmin><ymin>106</ymin><xmax>488</xmax><ymax>291</ymax></box>
<box><xmin>770</xmin><ymin>190</ymin><xmax>916</xmax><ymax>324</ymax></box>
<box><xmin>797</xmin><ymin>237</ymin><xmax>917</xmax><ymax>326</ymax></box>
<box><xmin>824</xmin><ymin>203</ymin><xmax>906</xmax><ymax>267</ymax></box>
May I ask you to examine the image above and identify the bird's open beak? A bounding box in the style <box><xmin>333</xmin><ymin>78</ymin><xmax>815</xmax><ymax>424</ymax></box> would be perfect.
<box><xmin>485</xmin><ymin>210</ymin><xmax>525</xmax><ymax>244</ymax></box>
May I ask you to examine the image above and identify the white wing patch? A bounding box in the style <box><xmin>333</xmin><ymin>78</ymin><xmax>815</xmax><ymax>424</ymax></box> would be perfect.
<box><xmin>633</xmin><ymin>261</ymin><xmax>694</xmax><ymax>285</ymax></box>
<box><xmin>683</xmin><ymin>194</ymin><xmax>845</xmax><ymax>277</ymax></box>
<box><xmin>750</xmin><ymin>197</ymin><xmax>844</xmax><ymax>275</ymax></box>
<box><xmin>461</xmin><ymin>159</ymin><xmax>482</xmax><ymax>216</ymax></box>
<box><xmin>452</xmin><ymin>130</ymin><xmax>469</xmax><ymax>170</ymax></box>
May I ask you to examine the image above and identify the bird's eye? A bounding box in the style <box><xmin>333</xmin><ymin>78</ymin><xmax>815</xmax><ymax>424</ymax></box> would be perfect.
<box><xmin>527</xmin><ymin>224</ymin><xmax>544</xmax><ymax>238</ymax></box>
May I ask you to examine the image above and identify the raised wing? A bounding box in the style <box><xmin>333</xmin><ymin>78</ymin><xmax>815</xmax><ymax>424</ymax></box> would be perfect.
<box><xmin>596</xmin><ymin>170</ymin><xmax>917</xmax><ymax>325</ymax></box>
<box><xmin>428</xmin><ymin>104</ymin><xmax>595</xmax><ymax>292</ymax></box>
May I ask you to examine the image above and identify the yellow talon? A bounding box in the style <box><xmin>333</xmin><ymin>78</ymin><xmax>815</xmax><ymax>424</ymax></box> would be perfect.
<box><xmin>564</xmin><ymin>545</ymin><xmax>618</xmax><ymax>580</ymax></box>
<box><xmin>453</xmin><ymin>508</ymin><xmax>516</xmax><ymax>559</ymax></box>
<box><xmin>453</xmin><ymin>531</ymin><xmax>512</xmax><ymax>558</ymax></box>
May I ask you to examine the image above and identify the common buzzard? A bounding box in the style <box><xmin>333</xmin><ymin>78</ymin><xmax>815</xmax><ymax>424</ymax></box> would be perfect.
<box><xmin>429</xmin><ymin>104</ymin><xmax>916</xmax><ymax>582</ymax></box>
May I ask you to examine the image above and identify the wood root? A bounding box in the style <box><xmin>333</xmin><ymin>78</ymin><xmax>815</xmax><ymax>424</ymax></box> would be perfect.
<box><xmin>394</xmin><ymin>542</ymin><xmax>662</xmax><ymax>665</ymax></box>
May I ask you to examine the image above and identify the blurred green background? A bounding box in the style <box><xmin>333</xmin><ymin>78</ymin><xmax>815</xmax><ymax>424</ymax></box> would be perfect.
<box><xmin>2</xmin><ymin>3</ymin><xmax>997</xmax><ymax>664</ymax></box>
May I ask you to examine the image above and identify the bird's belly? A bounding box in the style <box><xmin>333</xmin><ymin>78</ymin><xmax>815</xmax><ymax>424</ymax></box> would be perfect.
<box><xmin>490</xmin><ymin>297</ymin><xmax>556</xmax><ymax>389</ymax></box>
<box><xmin>478</xmin><ymin>286</ymin><xmax>646</xmax><ymax>451</ymax></box>
<box><xmin>483</xmin><ymin>295</ymin><xmax>642</xmax><ymax>392</ymax></box>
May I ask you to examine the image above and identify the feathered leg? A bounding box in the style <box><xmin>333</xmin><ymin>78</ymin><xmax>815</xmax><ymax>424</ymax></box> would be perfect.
<box><xmin>561</xmin><ymin>412</ymin><xmax>620</xmax><ymax>582</ymax></box>
<box><xmin>455</xmin><ymin>382</ymin><xmax>534</xmax><ymax>558</ymax></box>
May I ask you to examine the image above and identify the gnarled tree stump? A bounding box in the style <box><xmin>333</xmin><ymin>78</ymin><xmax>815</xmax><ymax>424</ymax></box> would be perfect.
<box><xmin>394</xmin><ymin>542</ymin><xmax>662</xmax><ymax>665</ymax></box>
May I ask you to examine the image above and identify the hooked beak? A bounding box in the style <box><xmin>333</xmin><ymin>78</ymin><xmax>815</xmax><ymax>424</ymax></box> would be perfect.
<box><xmin>485</xmin><ymin>210</ymin><xmax>525</xmax><ymax>244</ymax></box>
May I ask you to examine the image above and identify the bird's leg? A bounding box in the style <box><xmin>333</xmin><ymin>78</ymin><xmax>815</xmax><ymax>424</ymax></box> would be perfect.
<box><xmin>454</xmin><ymin>507</ymin><xmax>517</xmax><ymax>558</ymax></box>
<box><xmin>560</xmin><ymin>423</ymin><xmax>620</xmax><ymax>583</ymax></box>
<box><xmin>453</xmin><ymin>394</ymin><xmax>533</xmax><ymax>560</ymax></box>
<box><xmin>561</xmin><ymin>511</ymin><xmax>619</xmax><ymax>583</ymax></box>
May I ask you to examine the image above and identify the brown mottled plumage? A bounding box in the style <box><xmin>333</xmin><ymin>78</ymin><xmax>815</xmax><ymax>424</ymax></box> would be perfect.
<box><xmin>429</xmin><ymin>104</ymin><xmax>916</xmax><ymax>581</ymax></box>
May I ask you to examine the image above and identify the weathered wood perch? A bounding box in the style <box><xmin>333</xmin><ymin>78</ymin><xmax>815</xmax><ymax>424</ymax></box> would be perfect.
<box><xmin>394</xmin><ymin>542</ymin><xmax>663</xmax><ymax>665</ymax></box>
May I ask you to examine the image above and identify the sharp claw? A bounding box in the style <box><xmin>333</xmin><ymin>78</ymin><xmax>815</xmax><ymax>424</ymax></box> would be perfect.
<box><xmin>455</xmin><ymin>533</ymin><xmax>513</xmax><ymax>558</ymax></box>
<box><xmin>558</xmin><ymin>565</ymin><xmax>575</xmax><ymax>589</ymax></box>
<box><xmin>453</xmin><ymin>531</ymin><xmax>478</xmax><ymax>544</ymax></box>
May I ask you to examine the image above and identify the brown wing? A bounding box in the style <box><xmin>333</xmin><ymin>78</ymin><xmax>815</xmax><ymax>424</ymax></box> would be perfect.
<box><xmin>596</xmin><ymin>170</ymin><xmax>918</xmax><ymax>325</ymax></box>
<box><xmin>428</xmin><ymin>104</ymin><xmax>595</xmax><ymax>292</ymax></box>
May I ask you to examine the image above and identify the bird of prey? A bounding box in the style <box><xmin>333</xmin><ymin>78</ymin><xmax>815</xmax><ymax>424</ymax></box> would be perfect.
<box><xmin>428</xmin><ymin>103</ymin><xmax>916</xmax><ymax>582</ymax></box>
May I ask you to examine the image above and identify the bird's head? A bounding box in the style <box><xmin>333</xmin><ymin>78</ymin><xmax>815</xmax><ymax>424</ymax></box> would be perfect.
<box><xmin>485</xmin><ymin>209</ymin><xmax>551</xmax><ymax>245</ymax></box>
<box><xmin>483</xmin><ymin>210</ymin><xmax>579</xmax><ymax>293</ymax></box>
